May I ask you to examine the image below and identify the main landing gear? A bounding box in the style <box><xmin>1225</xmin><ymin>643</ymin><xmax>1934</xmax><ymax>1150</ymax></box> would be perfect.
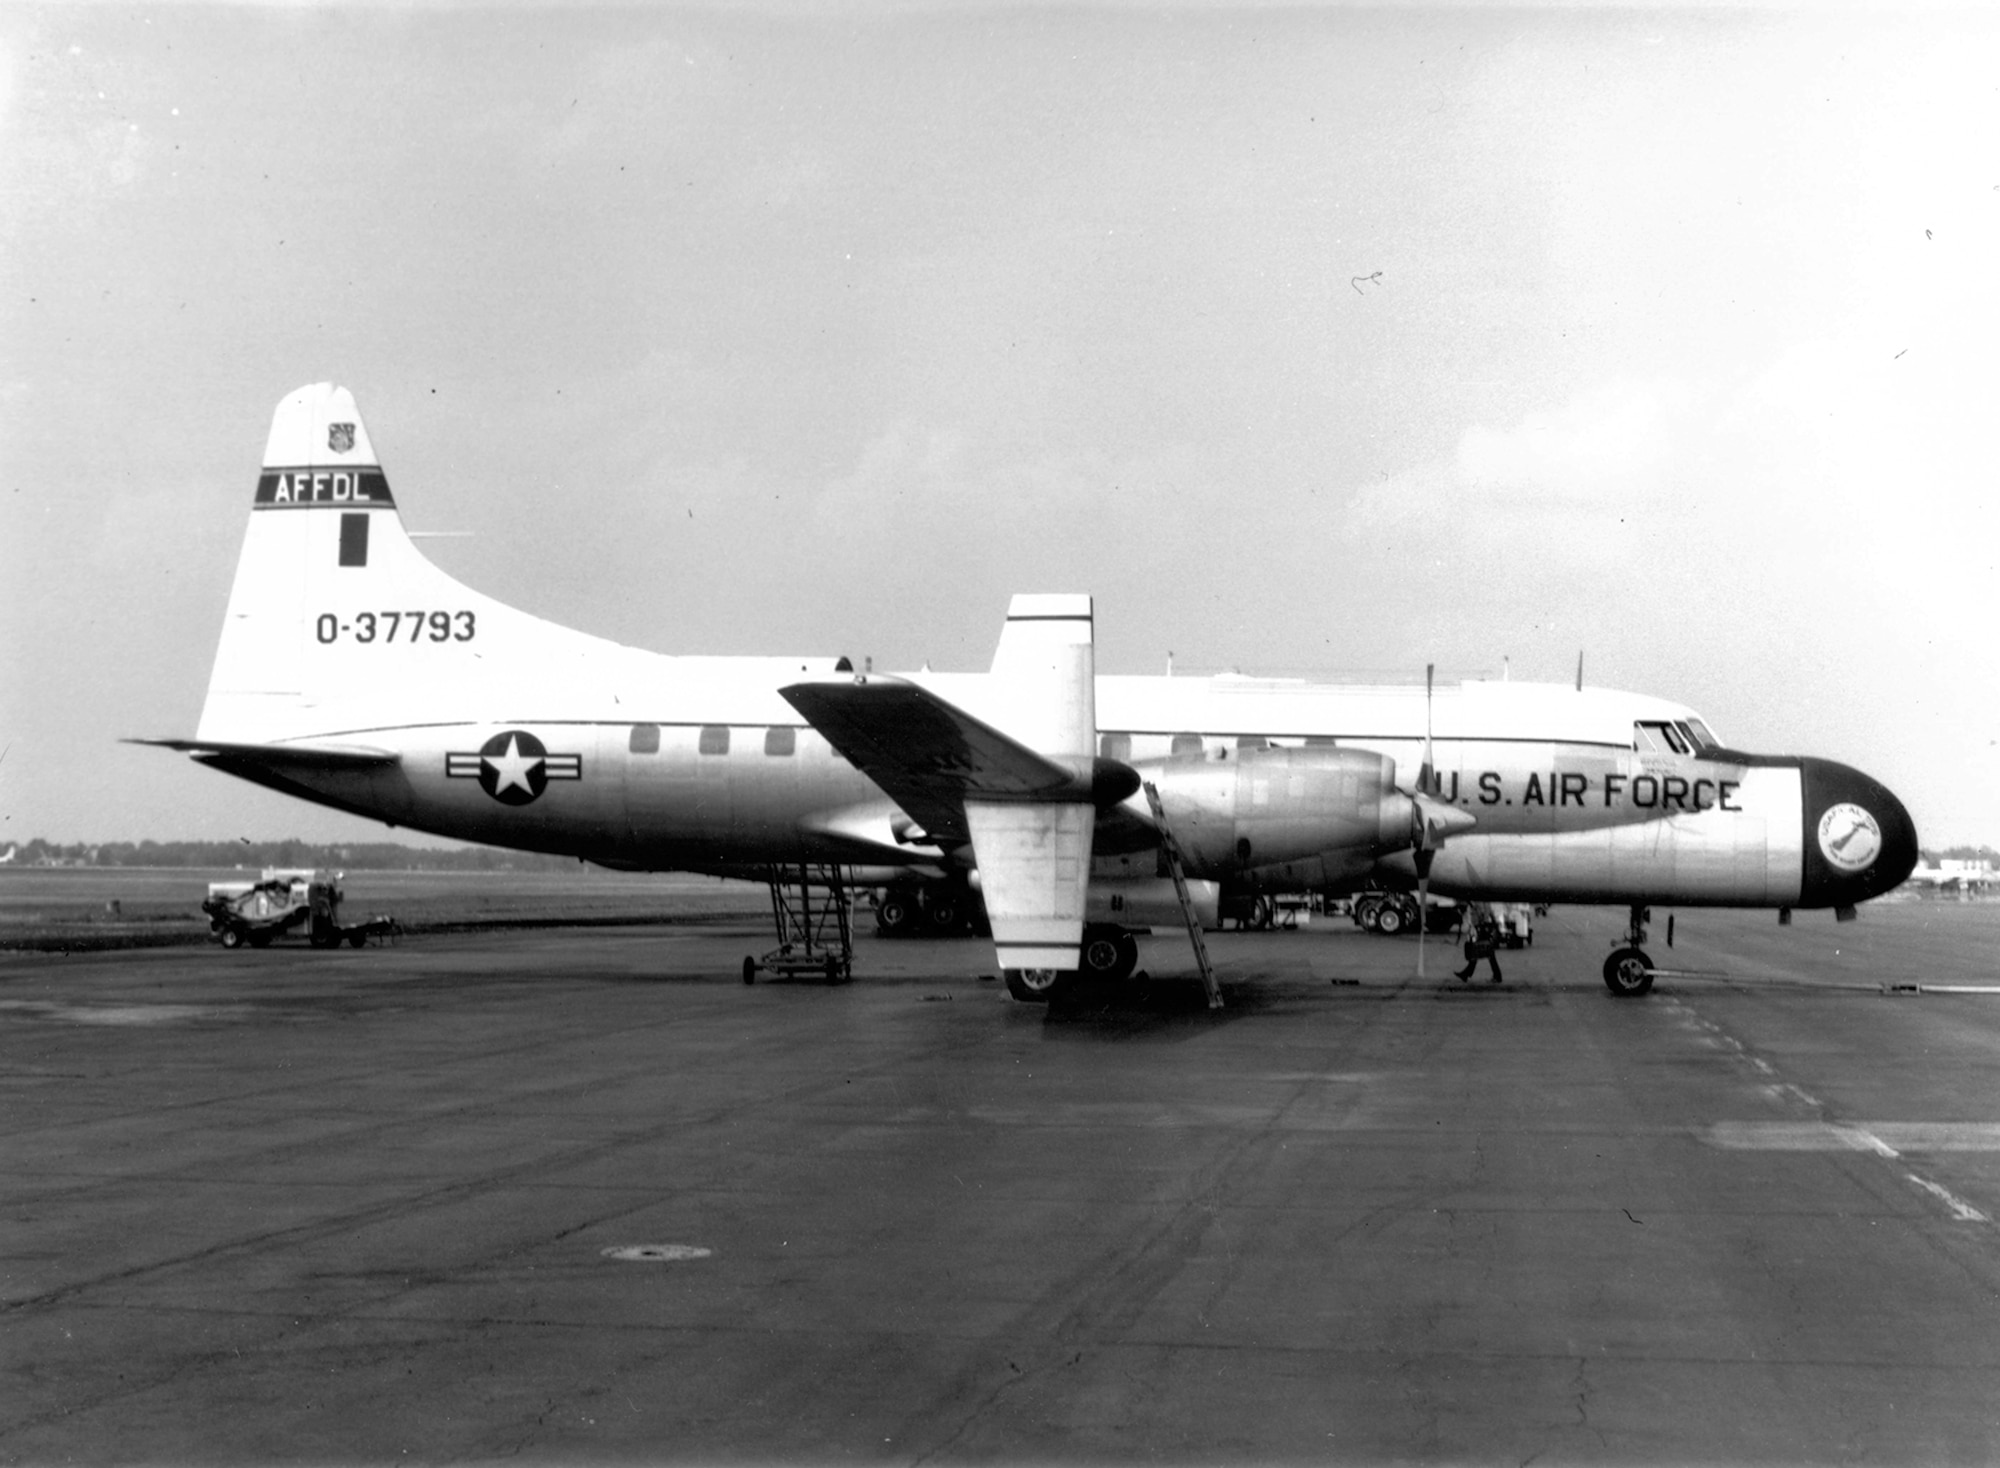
<box><xmin>1002</xmin><ymin>924</ymin><xmax>1140</xmax><ymax>1003</ymax></box>
<box><xmin>1603</xmin><ymin>904</ymin><xmax>1655</xmax><ymax>997</ymax></box>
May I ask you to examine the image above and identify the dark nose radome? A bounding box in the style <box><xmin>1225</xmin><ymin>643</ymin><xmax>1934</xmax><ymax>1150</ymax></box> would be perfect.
<box><xmin>1797</xmin><ymin>757</ymin><xmax>1919</xmax><ymax>908</ymax></box>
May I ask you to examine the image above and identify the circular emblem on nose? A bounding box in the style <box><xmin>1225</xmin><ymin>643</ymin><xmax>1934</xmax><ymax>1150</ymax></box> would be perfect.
<box><xmin>1817</xmin><ymin>803</ymin><xmax>1882</xmax><ymax>873</ymax></box>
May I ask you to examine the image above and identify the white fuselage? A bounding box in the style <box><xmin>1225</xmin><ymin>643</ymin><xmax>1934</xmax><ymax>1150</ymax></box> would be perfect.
<box><xmin>232</xmin><ymin>663</ymin><xmax>1803</xmax><ymax>907</ymax></box>
<box><xmin>173</xmin><ymin>383</ymin><xmax>1918</xmax><ymax>920</ymax></box>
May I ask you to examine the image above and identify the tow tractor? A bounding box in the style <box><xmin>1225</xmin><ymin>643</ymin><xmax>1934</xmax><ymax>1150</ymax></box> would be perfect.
<box><xmin>202</xmin><ymin>868</ymin><xmax>399</xmax><ymax>950</ymax></box>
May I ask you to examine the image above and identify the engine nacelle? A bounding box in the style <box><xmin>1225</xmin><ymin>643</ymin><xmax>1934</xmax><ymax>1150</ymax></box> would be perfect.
<box><xmin>1084</xmin><ymin>875</ymin><xmax>1221</xmax><ymax>929</ymax></box>
<box><xmin>1131</xmin><ymin>746</ymin><xmax>1413</xmax><ymax>878</ymax></box>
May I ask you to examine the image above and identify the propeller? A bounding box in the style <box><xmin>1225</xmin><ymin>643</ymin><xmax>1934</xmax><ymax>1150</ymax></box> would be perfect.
<box><xmin>1386</xmin><ymin>665</ymin><xmax>1472</xmax><ymax>977</ymax></box>
<box><xmin>1417</xmin><ymin>665</ymin><xmax>1435</xmax><ymax>977</ymax></box>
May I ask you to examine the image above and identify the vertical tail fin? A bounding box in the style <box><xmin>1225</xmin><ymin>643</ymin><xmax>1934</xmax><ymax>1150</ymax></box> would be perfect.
<box><xmin>196</xmin><ymin>384</ymin><xmax>633</xmax><ymax>744</ymax></box>
<box><xmin>200</xmin><ymin>385</ymin><xmax>416</xmax><ymax>742</ymax></box>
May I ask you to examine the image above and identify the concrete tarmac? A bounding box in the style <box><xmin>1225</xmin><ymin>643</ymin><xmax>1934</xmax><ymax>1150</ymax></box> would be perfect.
<box><xmin>4</xmin><ymin>903</ymin><xmax>1998</xmax><ymax>1464</ymax></box>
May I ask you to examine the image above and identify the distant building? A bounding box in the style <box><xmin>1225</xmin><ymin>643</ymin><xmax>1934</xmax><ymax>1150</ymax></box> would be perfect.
<box><xmin>1905</xmin><ymin>858</ymin><xmax>1999</xmax><ymax>897</ymax></box>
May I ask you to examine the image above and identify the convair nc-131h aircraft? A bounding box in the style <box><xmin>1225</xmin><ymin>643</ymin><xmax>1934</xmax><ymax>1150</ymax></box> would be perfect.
<box><xmin>142</xmin><ymin>386</ymin><xmax>1918</xmax><ymax>1001</ymax></box>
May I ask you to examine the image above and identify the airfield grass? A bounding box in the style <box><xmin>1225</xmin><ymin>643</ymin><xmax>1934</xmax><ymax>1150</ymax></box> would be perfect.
<box><xmin>0</xmin><ymin>866</ymin><xmax>771</xmax><ymax>952</ymax></box>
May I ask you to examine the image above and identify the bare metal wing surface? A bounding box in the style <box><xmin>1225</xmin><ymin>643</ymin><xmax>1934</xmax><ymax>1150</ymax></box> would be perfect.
<box><xmin>777</xmin><ymin>676</ymin><xmax>1090</xmax><ymax>845</ymax></box>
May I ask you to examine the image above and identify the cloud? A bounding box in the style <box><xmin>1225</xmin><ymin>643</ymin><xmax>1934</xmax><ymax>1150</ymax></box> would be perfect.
<box><xmin>1346</xmin><ymin>379</ymin><xmax>1695</xmax><ymax>570</ymax></box>
<box><xmin>1457</xmin><ymin>380</ymin><xmax>1687</xmax><ymax>504</ymax></box>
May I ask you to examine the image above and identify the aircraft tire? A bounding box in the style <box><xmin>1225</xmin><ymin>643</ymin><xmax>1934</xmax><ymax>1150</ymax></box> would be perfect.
<box><xmin>248</xmin><ymin>930</ymin><xmax>273</xmax><ymax>948</ymax></box>
<box><xmin>1004</xmin><ymin>968</ymin><xmax>1071</xmax><ymax>1003</ymax></box>
<box><xmin>1355</xmin><ymin>897</ymin><xmax>1383</xmax><ymax>932</ymax></box>
<box><xmin>876</xmin><ymin>892</ymin><xmax>919</xmax><ymax>936</ymax></box>
<box><xmin>1602</xmin><ymin>948</ymin><xmax>1655</xmax><ymax>997</ymax></box>
<box><xmin>218</xmin><ymin>926</ymin><xmax>244</xmax><ymax>950</ymax></box>
<box><xmin>1375</xmin><ymin>902</ymin><xmax>1408</xmax><ymax>937</ymax></box>
<box><xmin>925</xmin><ymin>894</ymin><xmax>965</xmax><ymax>934</ymax></box>
<box><xmin>1116</xmin><ymin>932</ymin><xmax>1140</xmax><ymax>980</ymax></box>
<box><xmin>348</xmin><ymin>930</ymin><xmax>367</xmax><ymax>948</ymax></box>
<box><xmin>741</xmin><ymin>957</ymin><xmax>757</xmax><ymax>985</ymax></box>
<box><xmin>1080</xmin><ymin>926</ymin><xmax>1139</xmax><ymax>984</ymax></box>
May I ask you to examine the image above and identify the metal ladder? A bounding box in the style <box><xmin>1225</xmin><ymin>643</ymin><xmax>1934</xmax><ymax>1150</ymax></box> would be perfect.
<box><xmin>1142</xmin><ymin>781</ymin><xmax>1223</xmax><ymax>1010</ymax></box>
<box><xmin>744</xmin><ymin>863</ymin><xmax>853</xmax><ymax>984</ymax></box>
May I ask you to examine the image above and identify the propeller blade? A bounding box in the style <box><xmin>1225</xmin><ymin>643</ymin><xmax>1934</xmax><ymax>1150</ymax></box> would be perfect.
<box><xmin>1419</xmin><ymin>663</ymin><xmax>1435</xmax><ymax>795</ymax></box>
<box><xmin>1415</xmin><ymin>848</ymin><xmax>1433</xmax><ymax>978</ymax></box>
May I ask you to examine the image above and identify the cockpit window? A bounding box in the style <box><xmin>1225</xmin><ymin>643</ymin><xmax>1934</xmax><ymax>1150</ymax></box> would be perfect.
<box><xmin>1681</xmin><ymin>718</ymin><xmax>1719</xmax><ymax>750</ymax></box>
<box><xmin>1634</xmin><ymin>721</ymin><xmax>1690</xmax><ymax>755</ymax></box>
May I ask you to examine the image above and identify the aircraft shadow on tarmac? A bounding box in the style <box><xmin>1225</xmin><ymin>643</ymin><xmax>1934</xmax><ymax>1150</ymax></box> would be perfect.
<box><xmin>1031</xmin><ymin>972</ymin><xmax>1304</xmax><ymax>1037</ymax></box>
<box><xmin>1036</xmin><ymin>970</ymin><xmax>1569</xmax><ymax>1036</ymax></box>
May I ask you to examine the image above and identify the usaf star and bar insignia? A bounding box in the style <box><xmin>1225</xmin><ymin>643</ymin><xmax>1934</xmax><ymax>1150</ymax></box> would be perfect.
<box><xmin>446</xmin><ymin>730</ymin><xmax>582</xmax><ymax>806</ymax></box>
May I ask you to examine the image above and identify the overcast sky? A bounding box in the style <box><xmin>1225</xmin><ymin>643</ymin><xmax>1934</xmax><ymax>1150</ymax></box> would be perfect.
<box><xmin>2</xmin><ymin>3</ymin><xmax>1995</xmax><ymax>850</ymax></box>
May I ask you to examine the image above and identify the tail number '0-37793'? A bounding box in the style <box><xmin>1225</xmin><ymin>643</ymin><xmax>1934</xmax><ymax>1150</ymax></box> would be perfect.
<box><xmin>314</xmin><ymin>610</ymin><xmax>476</xmax><ymax>644</ymax></box>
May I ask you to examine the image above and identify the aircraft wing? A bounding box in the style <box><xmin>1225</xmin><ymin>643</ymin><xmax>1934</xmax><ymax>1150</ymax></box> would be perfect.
<box><xmin>124</xmin><ymin>737</ymin><xmax>402</xmax><ymax>769</ymax></box>
<box><xmin>778</xmin><ymin>676</ymin><xmax>1091</xmax><ymax>847</ymax></box>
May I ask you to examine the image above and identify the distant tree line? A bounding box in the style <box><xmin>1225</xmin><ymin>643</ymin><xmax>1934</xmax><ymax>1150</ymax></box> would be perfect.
<box><xmin>7</xmin><ymin>838</ymin><xmax>581</xmax><ymax>872</ymax></box>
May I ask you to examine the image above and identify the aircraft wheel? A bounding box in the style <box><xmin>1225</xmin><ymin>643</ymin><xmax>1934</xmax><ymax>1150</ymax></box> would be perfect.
<box><xmin>742</xmin><ymin>957</ymin><xmax>757</xmax><ymax>985</ymax></box>
<box><xmin>876</xmin><ymin>891</ymin><xmax>918</xmax><ymax>936</ymax></box>
<box><xmin>1004</xmin><ymin>968</ymin><xmax>1071</xmax><ymax>1003</ymax></box>
<box><xmin>348</xmin><ymin>930</ymin><xmax>367</xmax><ymax>948</ymax></box>
<box><xmin>1080</xmin><ymin>927</ymin><xmax>1139</xmax><ymax>984</ymax></box>
<box><xmin>248</xmin><ymin>930</ymin><xmax>273</xmax><ymax>948</ymax></box>
<box><xmin>219</xmin><ymin>926</ymin><xmax>244</xmax><ymax>950</ymax></box>
<box><xmin>1115</xmin><ymin>932</ymin><xmax>1140</xmax><ymax>980</ymax></box>
<box><xmin>1375</xmin><ymin>902</ymin><xmax>1407</xmax><ymax>937</ymax></box>
<box><xmin>1603</xmin><ymin>947</ymin><xmax>1655</xmax><ymax>997</ymax></box>
<box><xmin>925</xmin><ymin>894</ymin><xmax>965</xmax><ymax>933</ymax></box>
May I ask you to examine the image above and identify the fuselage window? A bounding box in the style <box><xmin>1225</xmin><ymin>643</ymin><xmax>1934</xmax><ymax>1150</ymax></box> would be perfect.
<box><xmin>764</xmin><ymin>726</ymin><xmax>796</xmax><ymax>757</ymax></box>
<box><xmin>629</xmin><ymin>723</ymin><xmax>660</xmax><ymax>755</ymax></box>
<box><xmin>698</xmin><ymin>725</ymin><xmax>730</xmax><ymax>756</ymax></box>
<box><xmin>1171</xmin><ymin>733</ymin><xmax>1204</xmax><ymax>756</ymax></box>
<box><xmin>1100</xmin><ymin>733</ymin><xmax>1131</xmax><ymax>761</ymax></box>
<box><xmin>1237</xmin><ymin>737</ymin><xmax>1269</xmax><ymax>751</ymax></box>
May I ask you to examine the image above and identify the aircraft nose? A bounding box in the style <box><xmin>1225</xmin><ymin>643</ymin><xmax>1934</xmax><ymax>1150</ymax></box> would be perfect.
<box><xmin>1796</xmin><ymin>757</ymin><xmax>1919</xmax><ymax>908</ymax></box>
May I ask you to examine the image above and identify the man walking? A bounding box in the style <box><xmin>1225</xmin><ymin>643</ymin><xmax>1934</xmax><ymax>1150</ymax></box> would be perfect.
<box><xmin>1455</xmin><ymin>901</ymin><xmax>1504</xmax><ymax>984</ymax></box>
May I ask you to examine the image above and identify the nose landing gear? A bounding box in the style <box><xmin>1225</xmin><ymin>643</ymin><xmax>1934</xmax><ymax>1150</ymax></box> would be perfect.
<box><xmin>1603</xmin><ymin>904</ymin><xmax>1655</xmax><ymax>996</ymax></box>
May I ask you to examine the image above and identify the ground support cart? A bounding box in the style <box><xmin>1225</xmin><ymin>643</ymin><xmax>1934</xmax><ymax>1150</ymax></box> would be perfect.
<box><xmin>743</xmin><ymin>863</ymin><xmax>854</xmax><ymax>985</ymax></box>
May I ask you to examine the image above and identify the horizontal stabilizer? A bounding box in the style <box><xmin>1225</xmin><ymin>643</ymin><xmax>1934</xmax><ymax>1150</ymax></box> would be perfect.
<box><xmin>125</xmin><ymin>737</ymin><xmax>401</xmax><ymax>769</ymax></box>
<box><xmin>780</xmin><ymin>676</ymin><xmax>1093</xmax><ymax>845</ymax></box>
